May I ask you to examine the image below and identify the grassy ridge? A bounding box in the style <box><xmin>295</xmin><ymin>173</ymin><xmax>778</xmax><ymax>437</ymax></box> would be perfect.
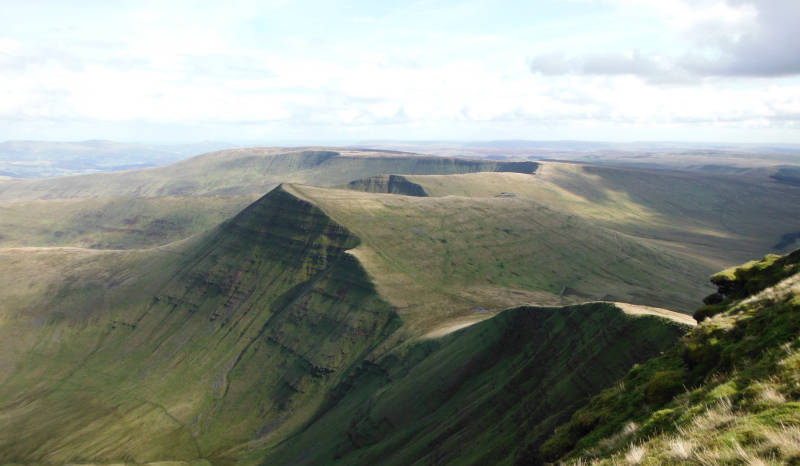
<box><xmin>258</xmin><ymin>302</ymin><xmax>689</xmax><ymax>465</ymax></box>
<box><xmin>0</xmin><ymin>183</ymin><xmax>702</xmax><ymax>465</ymax></box>
<box><xmin>0</xmin><ymin>187</ymin><xmax>400</xmax><ymax>464</ymax></box>
<box><xmin>541</xmin><ymin>249</ymin><xmax>800</xmax><ymax>465</ymax></box>
<box><xmin>0</xmin><ymin>148</ymin><xmax>522</xmax><ymax>201</ymax></box>
<box><xmin>289</xmin><ymin>184</ymin><xmax>713</xmax><ymax>319</ymax></box>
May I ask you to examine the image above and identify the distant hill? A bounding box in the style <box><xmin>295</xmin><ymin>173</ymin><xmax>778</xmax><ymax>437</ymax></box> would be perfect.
<box><xmin>0</xmin><ymin>139</ymin><xmax>237</xmax><ymax>178</ymax></box>
<box><xmin>343</xmin><ymin>164</ymin><xmax>800</xmax><ymax>268</ymax></box>
<box><xmin>358</xmin><ymin>139</ymin><xmax>800</xmax><ymax>154</ymax></box>
<box><xmin>0</xmin><ymin>147</ymin><xmax>534</xmax><ymax>200</ymax></box>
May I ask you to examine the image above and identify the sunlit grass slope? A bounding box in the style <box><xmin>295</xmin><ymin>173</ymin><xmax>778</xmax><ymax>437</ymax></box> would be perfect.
<box><xmin>0</xmin><ymin>147</ymin><xmax>533</xmax><ymax>201</ymax></box>
<box><xmin>380</xmin><ymin>163</ymin><xmax>800</xmax><ymax>268</ymax></box>
<box><xmin>0</xmin><ymin>194</ymin><xmax>258</xmax><ymax>249</ymax></box>
<box><xmin>287</xmin><ymin>183</ymin><xmax>712</xmax><ymax>323</ymax></box>
<box><xmin>541</xmin><ymin>248</ymin><xmax>800</xmax><ymax>466</ymax></box>
<box><xmin>0</xmin><ymin>186</ymin><xmax>400</xmax><ymax>464</ymax></box>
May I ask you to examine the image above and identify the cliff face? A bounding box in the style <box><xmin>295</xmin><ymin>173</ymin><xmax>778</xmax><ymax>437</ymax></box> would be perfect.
<box><xmin>340</xmin><ymin>161</ymin><xmax>541</xmax><ymax>196</ymax></box>
<box><xmin>343</xmin><ymin>174</ymin><xmax>429</xmax><ymax>196</ymax></box>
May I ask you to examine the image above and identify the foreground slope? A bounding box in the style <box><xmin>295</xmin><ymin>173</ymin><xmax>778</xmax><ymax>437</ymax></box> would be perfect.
<box><xmin>0</xmin><ymin>184</ymin><xmax>696</xmax><ymax>465</ymax></box>
<box><xmin>542</xmin><ymin>249</ymin><xmax>800</xmax><ymax>465</ymax></box>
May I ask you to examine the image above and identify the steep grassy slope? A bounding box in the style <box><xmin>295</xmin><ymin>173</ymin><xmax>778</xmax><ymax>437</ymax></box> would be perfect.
<box><xmin>0</xmin><ymin>194</ymin><xmax>258</xmax><ymax>249</ymax></box>
<box><xmin>542</xmin><ymin>249</ymin><xmax>800</xmax><ymax>465</ymax></box>
<box><xmin>256</xmin><ymin>302</ymin><xmax>690</xmax><ymax>466</ymax></box>
<box><xmin>0</xmin><ymin>148</ymin><xmax>534</xmax><ymax>201</ymax></box>
<box><xmin>380</xmin><ymin>164</ymin><xmax>800</xmax><ymax>268</ymax></box>
<box><xmin>287</xmin><ymin>184</ymin><xmax>713</xmax><ymax>324</ymax></box>
<box><xmin>0</xmin><ymin>186</ymin><xmax>400</xmax><ymax>464</ymax></box>
<box><xmin>0</xmin><ymin>181</ymin><xmax>704</xmax><ymax>466</ymax></box>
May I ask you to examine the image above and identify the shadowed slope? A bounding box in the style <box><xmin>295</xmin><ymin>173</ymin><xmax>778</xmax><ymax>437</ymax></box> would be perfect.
<box><xmin>258</xmin><ymin>302</ymin><xmax>690</xmax><ymax>466</ymax></box>
<box><xmin>340</xmin><ymin>174</ymin><xmax>429</xmax><ymax>197</ymax></box>
<box><xmin>0</xmin><ymin>183</ymin><xmax>702</xmax><ymax>465</ymax></box>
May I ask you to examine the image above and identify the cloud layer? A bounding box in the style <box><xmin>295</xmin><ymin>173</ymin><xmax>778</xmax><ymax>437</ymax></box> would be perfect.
<box><xmin>529</xmin><ymin>0</ymin><xmax>800</xmax><ymax>79</ymax></box>
<box><xmin>0</xmin><ymin>0</ymin><xmax>798</xmax><ymax>142</ymax></box>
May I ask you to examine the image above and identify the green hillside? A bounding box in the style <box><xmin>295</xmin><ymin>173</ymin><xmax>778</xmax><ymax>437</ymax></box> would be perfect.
<box><xmin>0</xmin><ymin>183</ymin><xmax>697</xmax><ymax>465</ymax></box>
<box><xmin>0</xmin><ymin>186</ymin><xmax>399</xmax><ymax>463</ymax></box>
<box><xmin>340</xmin><ymin>174</ymin><xmax>429</xmax><ymax>196</ymax></box>
<box><xmin>257</xmin><ymin>302</ymin><xmax>689</xmax><ymax>466</ymax></box>
<box><xmin>0</xmin><ymin>194</ymin><xmax>258</xmax><ymax>249</ymax></box>
<box><xmin>541</xmin><ymin>248</ymin><xmax>800</xmax><ymax>465</ymax></box>
<box><xmin>375</xmin><ymin>165</ymin><xmax>800</xmax><ymax>268</ymax></box>
<box><xmin>4</xmin><ymin>154</ymin><xmax>795</xmax><ymax>465</ymax></box>
<box><xmin>287</xmin><ymin>183</ymin><xmax>712</xmax><ymax>319</ymax></box>
<box><xmin>0</xmin><ymin>149</ymin><xmax>535</xmax><ymax>249</ymax></box>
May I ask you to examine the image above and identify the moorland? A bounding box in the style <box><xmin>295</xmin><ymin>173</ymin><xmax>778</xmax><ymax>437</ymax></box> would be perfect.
<box><xmin>0</xmin><ymin>146</ymin><xmax>798</xmax><ymax>465</ymax></box>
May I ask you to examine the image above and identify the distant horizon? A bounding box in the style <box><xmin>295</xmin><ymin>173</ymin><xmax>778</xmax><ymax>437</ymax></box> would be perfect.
<box><xmin>3</xmin><ymin>138</ymin><xmax>800</xmax><ymax>151</ymax></box>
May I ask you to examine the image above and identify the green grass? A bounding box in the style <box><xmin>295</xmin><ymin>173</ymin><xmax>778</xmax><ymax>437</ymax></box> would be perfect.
<box><xmin>289</xmin><ymin>183</ymin><xmax>713</xmax><ymax>320</ymax></box>
<box><xmin>394</xmin><ymin>165</ymin><xmax>800</xmax><ymax>269</ymax></box>
<box><xmin>250</xmin><ymin>302</ymin><xmax>689</xmax><ymax>466</ymax></box>
<box><xmin>338</xmin><ymin>174</ymin><xmax>429</xmax><ymax>196</ymax></box>
<box><xmin>540</xmin><ymin>248</ymin><xmax>800</xmax><ymax>465</ymax></box>
<box><xmin>4</xmin><ymin>157</ymin><xmax>789</xmax><ymax>465</ymax></box>
<box><xmin>0</xmin><ymin>183</ymin><xmax>700</xmax><ymax>465</ymax></box>
<box><xmin>0</xmin><ymin>186</ymin><xmax>399</xmax><ymax>463</ymax></box>
<box><xmin>0</xmin><ymin>194</ymin><xmax>259</xmax><ymax>249</ymax></box>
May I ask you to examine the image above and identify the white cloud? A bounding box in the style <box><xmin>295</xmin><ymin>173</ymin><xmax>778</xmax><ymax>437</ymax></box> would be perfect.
<box><xmin>0</xmin><ymin>0</ymin><xmax>797</xmax><ymax>142</ymax></box>
<box><xmin>532</xmin><ymin>0</ymin><xmax>800</xmax><ymax>78</ymax></box>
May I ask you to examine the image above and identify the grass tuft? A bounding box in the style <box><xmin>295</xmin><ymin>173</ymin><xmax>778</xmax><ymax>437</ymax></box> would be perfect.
<box><xmin>667</xmin><ymin>437</ymin><xmax>695</xmax><ymax>460</ymax></box>
<box><xmin>624</xmin><ymin>443</ymin><xmax>646</xmax><ymax>465</ymax></box>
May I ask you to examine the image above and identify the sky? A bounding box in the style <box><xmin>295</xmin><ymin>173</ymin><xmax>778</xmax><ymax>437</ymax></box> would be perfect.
<box><xmin>0</xmin><ymin>0</ymin><xmax>799</xmax><ymax>144</ymax></box>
